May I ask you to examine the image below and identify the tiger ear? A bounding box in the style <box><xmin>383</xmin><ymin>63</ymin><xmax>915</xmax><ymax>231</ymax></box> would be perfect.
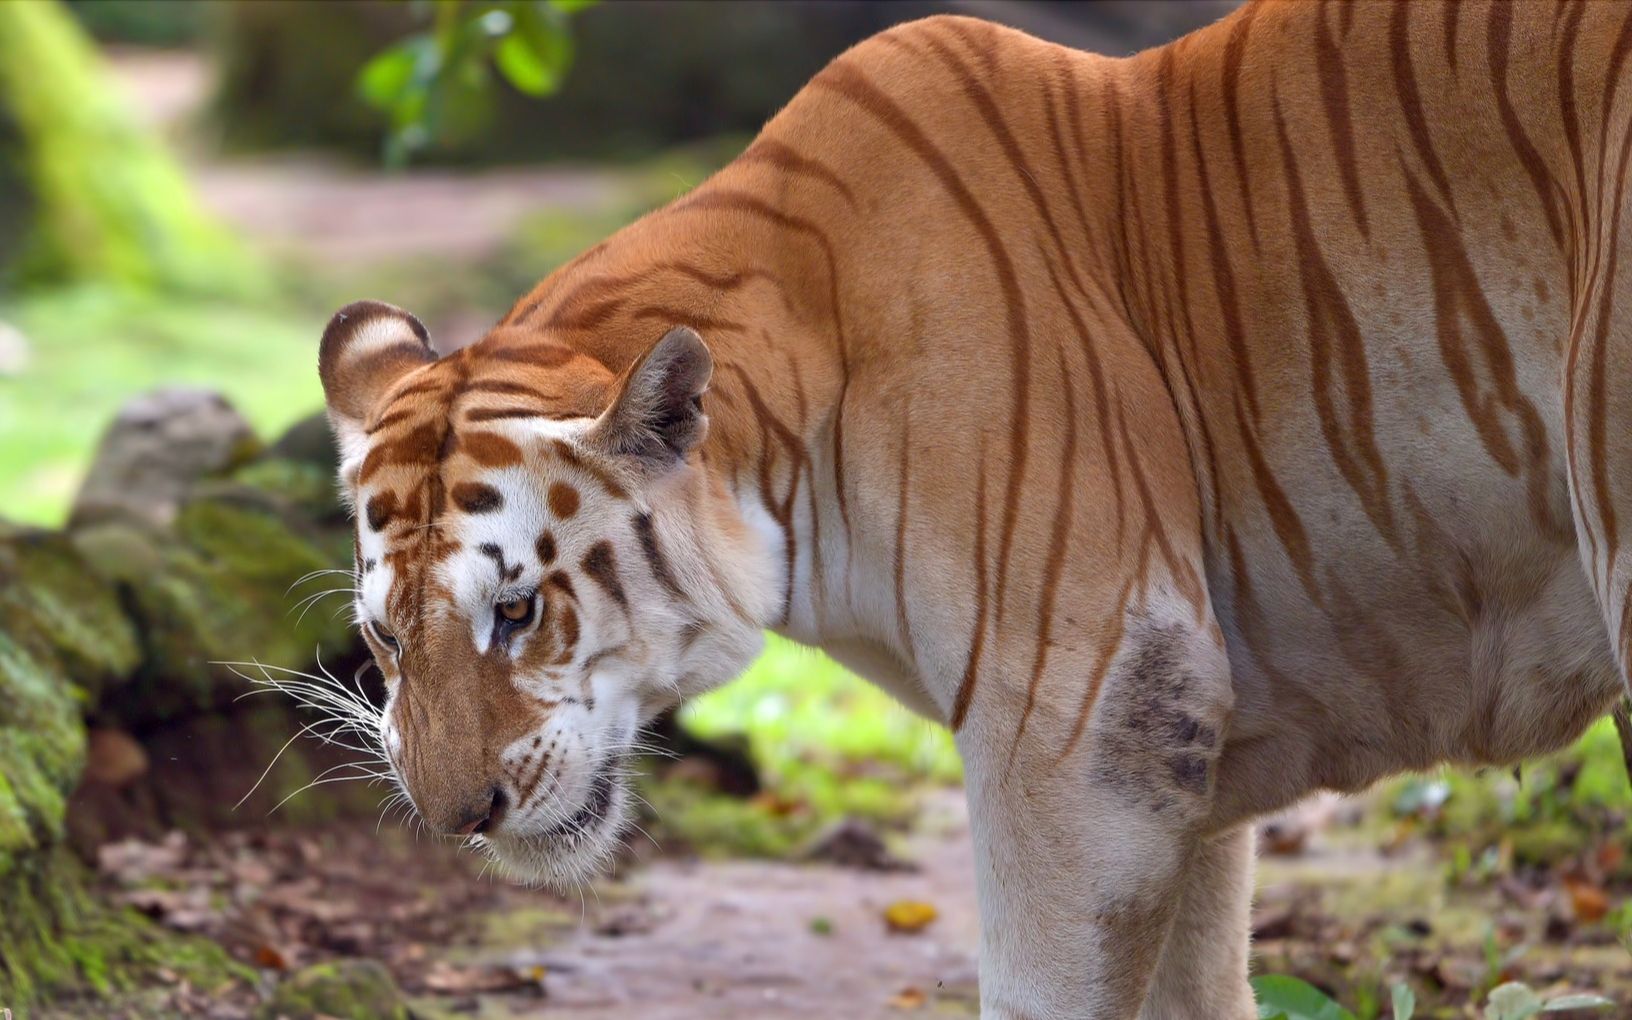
<box><xmin>318</xmin><ymin>300</ymin><xmax>437</xmax><ymax>458</ymax></box>
<box><xmin>587</xmin><ymin>327</ymin><xmax>712</xmax><ymax>475</ymax></box>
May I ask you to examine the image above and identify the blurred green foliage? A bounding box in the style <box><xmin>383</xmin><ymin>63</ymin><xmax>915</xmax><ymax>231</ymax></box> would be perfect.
<box><xmin>356</xmin><ymin>0</ymin><xmax>596</xmax><ymax>166</ymax></box>
<box><xmin>64</xmin><ymin>0</ymin><xmax>205</xmax><ymax>48</ymax></box>
<box><xmin>644</xmin><ymin>634</ymin><xmax>960</xmax><ymax>857</ymax></box>
<box><xmin>0</xmin><ymin>0</ymin><xmax>252</xmax><ymax>294</ymax></box>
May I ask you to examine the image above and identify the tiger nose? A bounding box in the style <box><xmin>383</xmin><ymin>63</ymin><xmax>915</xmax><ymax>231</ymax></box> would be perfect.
<box><xmin>450</xmin><ymin>787</ymin><xmax>508</xmax><ymax>837</ymax></box>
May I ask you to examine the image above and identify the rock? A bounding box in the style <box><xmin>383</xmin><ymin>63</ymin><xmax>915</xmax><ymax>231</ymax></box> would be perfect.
<box><xmin>81</xmin><ymin>729</ymin><xmax>148</xmax><ymax>787</ymax></box>
<box><xmin>78</xmin><ymin>494</ymin><xmax>355</xmax><ymax>725</ymax></box>
<box><xmin>70</xmin><ymin>388</ymin><xmax>261</xmax><ymax>529</ymax></box>
<box><xmin>0</xmin><ymin>528</ymin><xmax>140</xmax><ymax>875</ymax></box>
<box><xmin>267</xmin><ymin>412</ymin><xmax>339</xmax><ymax>468</ymax></box>
<box><xmin>803</xmin><ymin>818</ymin><xmax>916</xmax><ymax>872</ymax></box>
<box><xmin>257</xmin><ymin>959</ymin><xmax>409</xmax><ymax>1020</ymax></box>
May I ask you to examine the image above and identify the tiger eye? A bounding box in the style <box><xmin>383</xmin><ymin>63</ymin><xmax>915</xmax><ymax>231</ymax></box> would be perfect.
<box><xmin>499</xmin><ymin>598</ymin><xmax>532</xmax><ymax>622</ymax></box>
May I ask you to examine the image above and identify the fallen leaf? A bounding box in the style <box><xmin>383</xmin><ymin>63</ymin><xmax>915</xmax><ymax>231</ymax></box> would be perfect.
<box><xmin>884</xmin><ymin>900</ymin><xmax>938</xmax><ymax>933</ymax></box>
<box><xmin>887</xmin><ymin>986</ymin><xmax>928</xmax><ymax>1010</ymax></box>
<box><xmin>253</xmin><ymin>943</ymin><xmax>290</xmax><ymax>971</ymax></box>
<box><xmin>1562</xmin><ymin>876</ymin><xmax>1610</xmax><ymax>923</ymax></box>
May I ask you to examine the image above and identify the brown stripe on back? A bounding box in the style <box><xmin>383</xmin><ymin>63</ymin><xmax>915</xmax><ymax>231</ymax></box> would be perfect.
<box><xmin>738</xmin><ymin>137</ymin><xmax>859</xmax><ymax>209</ymax></box>
<box><xmin>1389</xmin><ymin>0</ymin><xmax>1458</xmax><ymax>215</ymax></box>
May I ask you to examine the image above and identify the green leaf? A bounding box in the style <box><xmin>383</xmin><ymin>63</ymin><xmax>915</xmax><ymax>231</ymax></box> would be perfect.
<box><xmin>494</xmin><ymin>32</ymin><xmax>558</xmax><ymax>95</ymax></box>
<box><xmin>1391</xmin><ymin>983</ymin><xmax>1416</xmax><ymax>1020</ymax></box>
<box><xmin>1252</xmin><ymin>976</ymin><xmax>1356</xmax><ymax>1020</ymax></box>
<box><xmin>1541</xmin><ymin>993</ymin><xmax>1614</xmax><ymax>1012</ymax></box>
<box><xmin>547</xmin><ymin>0</ymin><xmax>599</xmax><ymax>12</ymax></box>
<box><xmin>1485</xmin><ymin>982</ymin><xmax>1544</xmax><ymax>1020</ymax></box>
<box><xmin>357</xmin><ymin>41</ymin><xmax>419</xmax><ymax>107</ymax></box>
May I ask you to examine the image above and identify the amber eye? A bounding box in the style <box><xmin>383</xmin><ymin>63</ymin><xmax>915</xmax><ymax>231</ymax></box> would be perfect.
<box><xmin>498</xmin><ymin>597</ymin><xmax>534</xmax><ymax>625</ymax></box>
<box><xmin>370</xmin><ymin>620</ymin><xmax>399</xmax><ymax>652</ymax></box>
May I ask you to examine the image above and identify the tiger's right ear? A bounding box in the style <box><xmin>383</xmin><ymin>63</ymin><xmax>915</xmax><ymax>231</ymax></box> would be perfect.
<box><xmin>318</xmin><ymin>300</ymin><xmax>437</xmax><ymax>464</ymax></box>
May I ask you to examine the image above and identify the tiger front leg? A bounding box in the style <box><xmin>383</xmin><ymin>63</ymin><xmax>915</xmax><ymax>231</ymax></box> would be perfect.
<box><xmin>956</xmin><ymin>608</ymin><xmax>1244</xmax><ymax>1020</ymax></box>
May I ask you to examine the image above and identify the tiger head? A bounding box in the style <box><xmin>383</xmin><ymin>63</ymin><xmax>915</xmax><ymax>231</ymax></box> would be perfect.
<box><xmin>318</xmin><ymin>301</ymin><xmax>778</xmax><ymax>884</ymax></box>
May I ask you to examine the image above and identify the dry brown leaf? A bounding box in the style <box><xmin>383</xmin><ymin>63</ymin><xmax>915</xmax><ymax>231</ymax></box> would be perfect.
<box><xmin>884</xmin><ymin>900</ymin><xmax>938</xmax><ymax>933</ymax></box>
<box><xmin>252</xmin><ymin>943</ymin><xmax>290</xmax><ymax>971</ymax></box>
<box><xmin>888</xmin><ymin>986</ymin><xmax>928</xmax><ymax>1010</ymax></box>
<box><xmin>1563</xmin><ymin>876</ymin><xmax>1610</xmax><ymax>923</ymax></box>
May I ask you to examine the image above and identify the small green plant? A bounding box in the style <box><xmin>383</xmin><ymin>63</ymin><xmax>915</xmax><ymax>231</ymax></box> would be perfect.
<box><xmin>1254</xmin><ymin>975</ymin><xmax>1614</xmax><ymax>1020</ymax></box>
<box><xmin>1481</xmin><ymin>982</ymin><xmax>1612</xmax><ymax>1019</ymax></box>
<box><xmin>1252</xmin><ymin>975</ymin><xmax>1354</xmax><ymax>1020</ymax></box>
<box><xmin>357</xmin><ymin>0</ymin><xmax>596</xmax><ymax>165</ymax></box>
<box><xmin>1390</xmin><ymin>983</ymin><xmax>1415</xmax><ymax>1020</ymax></box>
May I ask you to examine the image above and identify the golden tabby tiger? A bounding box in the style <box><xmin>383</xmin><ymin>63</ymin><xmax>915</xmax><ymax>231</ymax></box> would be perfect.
<box><xmin>316</xmin><ymin>3</ymin><xmax>1632</xmax><ymax>1016</ymax></box>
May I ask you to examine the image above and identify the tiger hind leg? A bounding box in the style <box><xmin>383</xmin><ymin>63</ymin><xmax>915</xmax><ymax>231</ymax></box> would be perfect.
<box><xmin>1138</xmin><ymin>822</ymin><xmax>1256</xmax><ymax>1020</ymax></box>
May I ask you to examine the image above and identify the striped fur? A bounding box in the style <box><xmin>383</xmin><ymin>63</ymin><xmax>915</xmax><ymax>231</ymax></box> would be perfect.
<box><xmin>318</xmin><ymin>5</ymin><xmax>1632</xmax><ymax>1016</ymax></box>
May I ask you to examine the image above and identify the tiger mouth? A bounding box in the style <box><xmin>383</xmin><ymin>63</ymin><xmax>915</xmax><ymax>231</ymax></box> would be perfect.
<box><xmin>537</xmin><ymin>759</ymin><xmax>619</xmax><ymax>841</ymax></box>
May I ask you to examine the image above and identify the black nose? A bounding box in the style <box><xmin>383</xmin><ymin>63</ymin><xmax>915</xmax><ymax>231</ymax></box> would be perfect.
<box><xmin>452</xmin><ymin>787</ymin><xmax>508</xmax><ymax>836</ymax></box>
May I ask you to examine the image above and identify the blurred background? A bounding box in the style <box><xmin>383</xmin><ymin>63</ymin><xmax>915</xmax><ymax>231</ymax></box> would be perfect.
<box><xmin>0</xmin><ymin>2</ymin><xmax>1626</xmax><ymax>1018</ymax></box>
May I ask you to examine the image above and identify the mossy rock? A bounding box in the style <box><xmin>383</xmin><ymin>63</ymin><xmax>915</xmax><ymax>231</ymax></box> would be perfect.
<box><xmin>0</xmin><ymin>530</ymin><xmax>128</xmax><ymax>876</ymax></box>
<box><xmin>0</xmin><ymin>528</ymin><xmax>140</xmax><ymax>697</ymax></box>
<box><xmin>257</xmin><ymin>959</ymin><xmax>409</xmax><ymax>1020</ymax></box>
<box><xmin>77</xmin><ymin>492</ymin><xmax>356</xmax><ymax>725</ymax></box>
<box><xmin>0</xmin><ymin>634</ymin><xmax>84</xmax><ymax>867</ymax></box>
<box><xmin>0</xmin><ymin>845</ymin><xmax>249</xmax><ymax>1015</ymax></box>
<box><xmin>231</xmin><ymin>456</ymin><xmax>346</xmax><ymax>524</ymax></box>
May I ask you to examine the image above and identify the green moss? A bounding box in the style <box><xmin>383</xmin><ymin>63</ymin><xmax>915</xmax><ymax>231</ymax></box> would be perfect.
<box><xmin>0</xmin><ymin>624</ymin><xmax>87</xmax><ymax>874</ymax></box>
<box><xmin>257</xmin><ymin>960</ymin><xmax>408</xmax><ymax>1020</ymax></box>
<box><xmin>0</xmin><ymin>530</ymin><xmax>139</xmax><ymax>696</ymax></box>
<box><xmin>231</xmin><ymin>457</ymin><xmax>344</xmax><ymax>523</ymax></box>
<box><xmin>80</xmin><ymin>496</ymin><xmax>354</xmax><ymax>724</ymax></box>
<box><xmin>0</xmin><ymin>846</ymin><xmax>250</xmax><ymax>1016</ymax></box>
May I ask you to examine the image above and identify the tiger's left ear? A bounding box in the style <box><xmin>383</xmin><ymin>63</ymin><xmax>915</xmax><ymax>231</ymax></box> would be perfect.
<box><xmin>318</xmin><ymin>300</ymin><xmax>438</xmax><ymax>462</ymax></box>
<box><xmin>587</xmin><ymin>326</ymin><xmax>712</xmax><ymax>475</ymax></box>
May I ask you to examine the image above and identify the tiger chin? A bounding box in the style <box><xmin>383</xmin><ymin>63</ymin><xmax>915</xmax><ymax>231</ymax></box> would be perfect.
<box><xmin>315</xmin><ymin>4</ymin><xmax>1632</xmax><ymax>1017</ymax></box>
